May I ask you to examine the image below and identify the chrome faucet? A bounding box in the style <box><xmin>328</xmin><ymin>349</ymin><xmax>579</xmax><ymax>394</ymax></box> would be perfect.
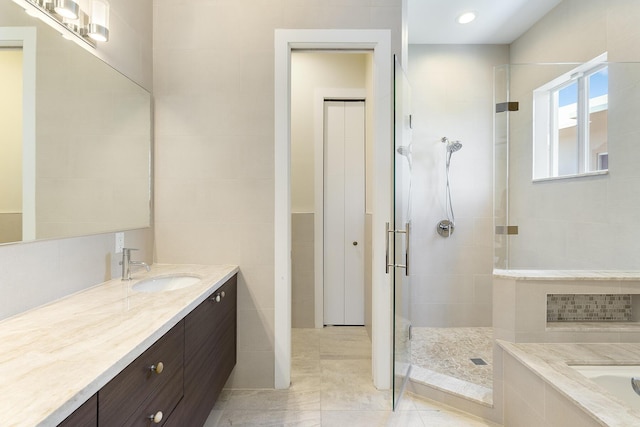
<box><xmin>120</xmin><ymin>248</ymin><xmax>150</xmax><ymax>280</ymax></box>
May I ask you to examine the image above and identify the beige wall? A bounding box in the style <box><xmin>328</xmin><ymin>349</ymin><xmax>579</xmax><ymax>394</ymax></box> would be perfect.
<box><xmin>508</xmin><ymin>0</ymin><xmax>640</xmax><ymax>269</ymax></box>
<box><xmin>153</xmin><ymin>0</ymin><xmax>402</xmax><ymax>388</ymax></box>
<box><xmin>407</xmin><ymin>44</ymin><xmax>509</xmax><ymax>327</ymax></box>
<box><xmin>0</xmin><ymin>49</ymin><xmax>23</xmax><ymax>243</ymax></box>
<box><xmin>291</xmin><ymin>52</ymin><xmax>370</xmax><ymax>213</ymax></box>
<box><xmin>0</xmin><ymin>1</ymin><xmax>154</xmax><ymax>320</ymax></box>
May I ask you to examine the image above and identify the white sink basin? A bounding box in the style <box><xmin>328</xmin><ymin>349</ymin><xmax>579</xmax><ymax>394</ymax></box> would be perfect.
<box><xmin>132</xmin><ymin>275</ymin><xmax>201</xmax><ymax>292</ymax></box>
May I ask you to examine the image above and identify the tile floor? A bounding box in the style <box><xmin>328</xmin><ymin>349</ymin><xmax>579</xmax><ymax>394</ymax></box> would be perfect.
<box><xmin>204</xmin><ymin>327</ymin><xmax>500</xmax><ymax>426</ymax></box>
<box><xmin>411</xmin><ymin>327</ymin><xmax>494</xmax><ymax>389</ymax></box>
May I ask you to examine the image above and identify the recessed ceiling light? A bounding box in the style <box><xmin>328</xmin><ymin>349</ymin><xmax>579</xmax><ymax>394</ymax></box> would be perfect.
<box><xmin>457</xmin><ymin>11</ymin><xmax>477</xmax><ymax>24</ymax></box>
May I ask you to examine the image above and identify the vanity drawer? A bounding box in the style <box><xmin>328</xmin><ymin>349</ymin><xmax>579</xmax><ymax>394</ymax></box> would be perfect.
<box><xmin>121</xmin><ymin>368</ymin><xmax>183</xmax><ymax>427</ymax></box>
<box><xmin>99</xmin><ymin>322</ymin><xmax>184</xmax><ymax>426</ymax></box>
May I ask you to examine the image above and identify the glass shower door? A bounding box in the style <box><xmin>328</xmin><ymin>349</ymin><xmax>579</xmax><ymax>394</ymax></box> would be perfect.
<box><xmin>392</xmin><ymin>57</ymin><xmax>412</xmax><ymax>409</ymax></box>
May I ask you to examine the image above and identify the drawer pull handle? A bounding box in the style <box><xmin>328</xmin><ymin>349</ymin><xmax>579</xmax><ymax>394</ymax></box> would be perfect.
<box><xmin>149</xmin><ymin>362</ymin><xmax>164</xmax><ymax>374</ymax></box>
<box><xmin>148</xmin><ymin>411</ymin><xmax>163</xmax><ymax>424</ymax></box>
<box><xmin>209</xmin><ymin>290</ymin><xmax>227</xmax><ymax>303</ymax></box>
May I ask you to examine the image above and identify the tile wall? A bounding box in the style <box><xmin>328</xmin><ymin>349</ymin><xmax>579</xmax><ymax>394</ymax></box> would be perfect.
<box><xmin>153</xmin><ymin>0</ymin><xmax>403</xmax><ymax>388</ymax></box>
<box><xmin>406</xmin><ymin>44</ymin><xmax>508</xmax><ymax>327</ymax></box>
<box><xmin>508</xmin><ymin>0</ymin><xmax>640</xmax><ymax>270</ymax></box>
<box><xmin>292</xmin><ymin>213</ymin><xmax>314</xmax><ymax>328</ymax></box>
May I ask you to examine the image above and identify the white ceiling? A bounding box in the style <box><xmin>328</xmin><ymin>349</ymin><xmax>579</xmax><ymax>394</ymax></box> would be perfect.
<box><xmin>408</xmin><ymin>0</ymin><xmax>563</xmax><ymax>44</ymax></box>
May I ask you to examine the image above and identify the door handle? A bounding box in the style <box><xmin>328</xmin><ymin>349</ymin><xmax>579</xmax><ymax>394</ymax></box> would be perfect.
<box><xmin>385</xmin><ymin>222</ymin><xmax>409</xmax><ymax>276</ymax></box>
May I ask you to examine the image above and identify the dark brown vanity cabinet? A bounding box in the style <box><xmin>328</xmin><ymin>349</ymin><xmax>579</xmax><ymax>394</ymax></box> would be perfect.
<box><xmin>56</xmin><ymin>274</ymin><xmax>237</xmax><ymax>427</ymax></box>
<box><xmin>99</xmin><ymin>321</ymin><xmax>185</xmax><ymax>426</ymax></box>
<box><xmin>58</xmin><ymin>394</ymin><xmax>97</xmax><ymax>427</ymax></box>
<box><xmin>167</xmin><ymin>275</ymin><xmax>237</xmax><ymax>427</ymax></box>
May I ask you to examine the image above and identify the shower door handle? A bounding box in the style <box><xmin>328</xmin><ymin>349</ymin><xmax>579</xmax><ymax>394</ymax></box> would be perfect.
<box><xmin>385</xmin><ymin>222</ymin><xmax>392</xmax><ymax>274</ymax></box>
<box><xmin>385</xmin><ymin>222</ymin><xmax>410</xmax><ymax>276</ymax></box>
<box><xmin>395</xmin><ymin>223</ymin><xmax>409</xmax><ymax>276</ymax></box>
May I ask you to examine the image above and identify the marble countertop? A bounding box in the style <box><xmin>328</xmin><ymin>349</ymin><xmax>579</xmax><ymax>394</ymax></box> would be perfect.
<box><xmin>0</xmin><ymin>263</ymin><xmax>239</xmax><ymax>427</ymax></box>
<box><xmin>493</xmin><ymin>269</ymin><xmax>640</xmax><ymax>280</ymax></box>
<box><xmin>498</xmin><ymin>340</ymin><xmax>640</xmax><ymax>426</ymax></box>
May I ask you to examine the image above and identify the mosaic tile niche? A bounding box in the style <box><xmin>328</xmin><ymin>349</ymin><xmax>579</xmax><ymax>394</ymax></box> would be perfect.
<box><xmin>547</xmin><ymin>294</ymin><xmax>632</xmax><ymax>322</ymax></box>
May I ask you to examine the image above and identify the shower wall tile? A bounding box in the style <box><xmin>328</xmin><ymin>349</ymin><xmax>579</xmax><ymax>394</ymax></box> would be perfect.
<box><xmin>508</xmin><ymin>1</ymin><xmax>640</xmax><ymax>270</ymax></box>
<box><xmin>474</xmin><ymin>275</ymin><xmax>494</xmax><ymax>306</ymax></box>
<box><xmin>408</xmin><ymin>44</ymin><xmax>509</xmax><ymax>328</ymax></box>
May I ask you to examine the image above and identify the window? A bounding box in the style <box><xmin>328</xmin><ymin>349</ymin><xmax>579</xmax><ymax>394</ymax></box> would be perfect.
<box><xmin>533</xmin><ymin>53</ymin><xmax>608</xmax><ymax>180</ymax></box>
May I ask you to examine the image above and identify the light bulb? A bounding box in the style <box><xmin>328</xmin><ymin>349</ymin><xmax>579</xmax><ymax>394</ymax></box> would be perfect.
<box><xmin>456</xmin><ymin>11</ymin><xmax>477</xmax><ymax>25</ymax></box>
<box><xmin>88</xmin><ymin>0</ymin><xmax>109</xmax><ymax>42</ymax></box>
<box><xmin>54</xmin><ymin>0</ymin><xmax>79</xmax><ymax>19</ymax></box>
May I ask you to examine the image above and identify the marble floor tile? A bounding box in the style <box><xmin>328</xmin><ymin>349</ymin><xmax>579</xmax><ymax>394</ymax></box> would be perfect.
<box><xmin>226</xmin><ymin>389</ymin><xmax>321</xmax><ymax>411</ymax></box>
<box><xmin>212</xmin><ymin>389</ymin><xmax>232</xmax><ymax>411</ymax></box>
<box><xmin>214</xmin><ymin>410</ymin><xmax>322</xmax><ymax>426</ymax></box>
<box><xmin>205</xmin><ymin>327</ymin><xmax>499</xmax><ymax>426</ymax></box>
<box><xmin>320</xmin><ymin>410</ymin><xmax>425</xmax><ymax>427</ymax></box>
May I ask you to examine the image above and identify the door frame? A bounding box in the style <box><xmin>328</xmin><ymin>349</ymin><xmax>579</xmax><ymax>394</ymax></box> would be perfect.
<box><xmin>314</xmin><ymin>89</ymin><xmax>367</xmax><ymax>329</ymax></box>
<box><xmin>275</xmin><ymin>29</ymin><xmax>392</xmax><ymax>390</ymax></box>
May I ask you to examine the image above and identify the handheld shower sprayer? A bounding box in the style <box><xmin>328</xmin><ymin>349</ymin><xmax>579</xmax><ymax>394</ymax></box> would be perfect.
<box><xmin>437</xmin><ymin>137</ymin><xmax>462</xmax><ymax>237</ymax></box>
<box><xmin>441</xmin><ymin>136</ymin><xmax>463</xmax><ymax>154</ymax></box>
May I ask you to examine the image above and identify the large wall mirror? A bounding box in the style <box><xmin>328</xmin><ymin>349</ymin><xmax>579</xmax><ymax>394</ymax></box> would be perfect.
<box><xmin>0</xmin><ymin>1</ymin><xmax>151</xmax><ymax>245</ymax></box>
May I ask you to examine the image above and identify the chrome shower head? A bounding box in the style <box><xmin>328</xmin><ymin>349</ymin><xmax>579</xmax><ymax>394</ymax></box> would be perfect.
<box><xmin>441</xmin><ymin>137</ymin><xmax>462</xmax><ymax>153</ymax></box>
<box><xmin>447</xmin><ymin>141</ymin><xmax>463</xmax><ymax>153</ymax></box>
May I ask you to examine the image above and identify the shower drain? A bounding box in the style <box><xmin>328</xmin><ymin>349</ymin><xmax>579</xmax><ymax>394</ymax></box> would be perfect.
<box><xmin>470</xmin><ymin>358</ymin><xmax>488</xmax><ymax>366</ymax></box>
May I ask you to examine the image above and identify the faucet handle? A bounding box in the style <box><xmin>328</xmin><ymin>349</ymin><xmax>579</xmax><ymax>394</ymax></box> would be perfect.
<box><xmin>119</xmin><ymin>248</ymin><xmax>138</xmax><ymax>267</ymax></box>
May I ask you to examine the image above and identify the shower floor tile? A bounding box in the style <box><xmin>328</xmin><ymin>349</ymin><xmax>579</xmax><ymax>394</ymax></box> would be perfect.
<box><xmin>411</xmin><ymin>327</ymin><xmax>493</xmax><ymax>389</ymax></box>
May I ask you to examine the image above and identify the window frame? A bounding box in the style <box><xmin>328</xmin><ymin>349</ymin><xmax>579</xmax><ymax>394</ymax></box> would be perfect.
<box><xmin>532</xmin><ymin>53</ymin><xmax>609</xmax><ymax>181</ymax></box>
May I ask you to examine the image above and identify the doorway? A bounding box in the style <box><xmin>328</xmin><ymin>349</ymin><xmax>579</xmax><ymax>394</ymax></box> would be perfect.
<box><xmin>290</xmin><ymin>52</ymin><xmax>369</xmax><ymax>329</ymax></box>
<box><xmin>0</xmin><ymin>48</ymin><xmax>23</xmax><ymax>243</ymax></box>
<box><xmin>0</xmin><ymin>28</ymin><xmax>36</xmax><ymax>242</ymax></box>
<box><xmin>323</xmin><ymin>100</ymin><xmax>365</xmax><ymax>326</ymax></box>
<box><xmin>274</xmin><ymin>29</ymin><xmax>392</xmax><ymax>390</ymax></box>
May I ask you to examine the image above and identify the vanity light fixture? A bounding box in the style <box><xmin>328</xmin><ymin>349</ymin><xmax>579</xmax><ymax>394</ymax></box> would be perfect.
<box><xmin>13</xmin><ymin>0</ymin><xmax>110</xmax><ymax>49</ymax></box>
<box><xmin>53</xmin><ymin>0</ymin><xmax>79</xmax><ymax>19</ymax></box>
<box><xmin>88</xmin><ymin>0</ymin><xmax>109</xmax><ymax>42</ymax></box>
<box><xmin>456</xmin><ymin>11</ymin><xmax>477</xmax><ymax>24</ymax></box>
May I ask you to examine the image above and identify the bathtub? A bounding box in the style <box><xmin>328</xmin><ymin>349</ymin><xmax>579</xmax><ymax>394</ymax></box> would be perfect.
<box><xmin>572</xmin><ymin>365</ymin><xmax>640</xmax><ymax>409</ymax></box>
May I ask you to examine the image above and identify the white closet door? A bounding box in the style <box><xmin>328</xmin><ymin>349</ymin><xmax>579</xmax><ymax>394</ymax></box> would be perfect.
<box><xmin>324</xmin><ymin>101</ymin><xmax>365</xmax><ymax>325</ymax></box>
